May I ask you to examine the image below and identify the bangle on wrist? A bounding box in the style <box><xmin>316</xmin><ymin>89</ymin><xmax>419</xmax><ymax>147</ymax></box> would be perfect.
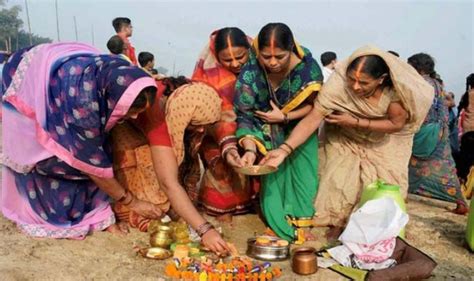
<box><xmin>223</xmin><ymin>146</ymin><xmax>238</xmax><ymax>158</ymax></box>
<box><xmin>196</xmin><ymin>222</ymin><xmax>215</xmax><ymax>237</ymax></box>
<box><xmin>279</xmin><ymin>146</ymin><xmax>291</xmax><ymax>155</ymax></box>
<box><xmin>283</xmin><ymin>113</ymin><xmax>289</xmax><ymax>124</ymax></box>
<box><xmin>122</xmin><ymin>193</ymin><xmax>135</xmax><ymax>206</ymax></box>
<box><xmin>281</xmin><ymin>142</ymin><xmax>295</xmax><ymax>154</ymax></box>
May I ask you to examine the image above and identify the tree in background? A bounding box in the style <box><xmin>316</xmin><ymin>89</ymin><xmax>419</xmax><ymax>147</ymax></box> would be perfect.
<box><xmin>0</xmin><ymin>0</ymin><xmax>52</xmax><ymax>52</ymax></box>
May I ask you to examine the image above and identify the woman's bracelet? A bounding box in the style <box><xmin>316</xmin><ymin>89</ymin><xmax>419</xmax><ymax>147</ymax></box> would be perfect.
<box><xmin>117</xmin><ymin>190</ymin><xmax>134</xmax><ymax>206</ymax></box>
<box><xmin>196</xmin><ymin>222</ymin><xmax>215</xmax><ymax>237</ymax></box>
<box><xmin>278</xmin><ymin>146</ymin><xmax>291</xmax><ymax>155</ymax></box>
<box><xmin>222</xmin><ymin>146</ymin><xmax>238</xmax><ymax>158</ymax></box>
<box><xmin>283</xmin><ymin>113</ymin><xmax>290</xmax><ymax>124</ymax></box>
<box><xmin>281</xmin><ymin>142</ymin><xmax>295</xmax><ymax>154</ymax></box>
<box><xmin>123</xmin><ymin>193</ymin><xmax>135</xmax><ymax>206</ymax></box>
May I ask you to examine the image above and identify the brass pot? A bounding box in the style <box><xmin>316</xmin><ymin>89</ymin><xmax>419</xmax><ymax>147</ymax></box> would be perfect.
<box><xmin>150</xmin><ymin>230</ymin><xmax>173</xmax><ymax>248</ymax></box>
<box><xmin>158</xmin><ymin>225</ymin><xmax>172</xmax><ymax>233</ymax></box>
<box><xmin>292</xmin><ymin>247</ymin><xmax>318</xmax><ymax>275</ymax></box>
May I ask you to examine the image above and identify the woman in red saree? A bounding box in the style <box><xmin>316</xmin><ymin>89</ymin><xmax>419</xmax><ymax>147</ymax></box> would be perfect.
<box><xmin>192</xmin><ymin>28</ymin><xmax>255</xmax><ymax>222</ymax></box>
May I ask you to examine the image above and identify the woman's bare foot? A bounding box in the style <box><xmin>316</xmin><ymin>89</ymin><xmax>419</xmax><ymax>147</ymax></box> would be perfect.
<box><xmin>216</xmin><ymin>213</ymin><xmax>233</xmax><ymax>224</ymax></box>
<box><xmin>451</xmin><ymin>203</ymin><xmax>468</xmax><ymax>215</ymax></box>
<box><xmin>106</xmin><ymin>223</ymin><xmax>128</xmax><ymax>235</ymax></box>
<box><xmin>326</xmin><ymin>226</ymin><xmax>344</xmax><ymax>242</ymax></box>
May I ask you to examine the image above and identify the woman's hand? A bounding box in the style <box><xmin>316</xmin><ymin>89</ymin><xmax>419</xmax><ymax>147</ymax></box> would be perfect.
<box><xmin>224</xmin><ymin>148</ymin><xmax>244</xmax><ymax>168</ymax></box>
<box><xmin>259</xmin><ymin>148</ymin><xmax>288</xmax><ymax>167</ymax></box>
<box><xmin>241</xmin><ymin>151</ymin><xmax>257</xmax><ymax>166</ymax></box>
<box><xmin>128</xmin><ymin>198</ymin><xmax>163</xmax><ymax>219</ymax></box>
<box><xmin>324</xmin><ymin>112</ymin><xmax>357</xmax><ymax>128</ymax></box>
<box><xmin>255</xmin><ymin>100</ymin><xmax>285</xmax><ymax>123</ymax></box>
<box><xmin>201</xmin><ymin>229</ymin><xmax>230</xmax><ymax>256</ymax></box>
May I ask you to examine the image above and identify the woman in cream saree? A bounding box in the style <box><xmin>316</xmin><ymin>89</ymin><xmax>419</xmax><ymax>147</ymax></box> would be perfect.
<box><xmin>262</xmin><ymin>45</ymin><xmax>434</xmax><ymax>238</ymax></box>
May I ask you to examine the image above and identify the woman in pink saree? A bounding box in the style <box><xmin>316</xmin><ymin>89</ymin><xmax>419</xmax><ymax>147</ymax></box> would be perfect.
<box><xmin>1</xmin><ymin>42</ymin><xmax>161</xmax><ymax>239</ymax></box>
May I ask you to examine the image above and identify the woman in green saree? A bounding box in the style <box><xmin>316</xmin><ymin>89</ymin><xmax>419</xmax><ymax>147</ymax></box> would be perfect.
<box><xmin>234</xmin><ymin>23</ymin><xmax>323</xmax><ymax>243</ymax></box>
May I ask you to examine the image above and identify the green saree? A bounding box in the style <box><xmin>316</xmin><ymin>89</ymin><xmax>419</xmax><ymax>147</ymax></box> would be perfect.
<box><xmin>234</xmin><ymin>45</ymin><xmax>322</xmax><ymax>242</ymax></box>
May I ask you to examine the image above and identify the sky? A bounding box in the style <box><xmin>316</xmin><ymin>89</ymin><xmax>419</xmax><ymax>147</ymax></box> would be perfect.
<box><xmin>6</xmin><ymin>0</ymin><xmax>474</xmax><ymax>99</ymax></box>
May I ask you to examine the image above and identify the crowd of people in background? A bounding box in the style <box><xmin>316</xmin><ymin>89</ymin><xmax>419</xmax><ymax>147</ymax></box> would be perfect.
<box><xmin>1</xmin><ymin>16</ymin><xmax>473</xmax><ymax>256</ymax></box>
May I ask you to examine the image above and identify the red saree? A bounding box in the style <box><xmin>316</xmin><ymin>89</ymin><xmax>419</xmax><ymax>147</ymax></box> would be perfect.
<box><xmin>192</xmin><ymin>31</ymin><xmax>256</xmax><ymax>216</ymax></box>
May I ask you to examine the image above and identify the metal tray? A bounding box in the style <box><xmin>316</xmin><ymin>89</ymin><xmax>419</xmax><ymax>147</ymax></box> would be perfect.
<box><xmin>246</xmin><ymin>237</ymin><xmax>289</xmax><ymax>261</ymax></box>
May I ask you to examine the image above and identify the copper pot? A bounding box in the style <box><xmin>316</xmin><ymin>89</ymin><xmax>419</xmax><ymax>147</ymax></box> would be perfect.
<box><xmin>292</xmin><ymin>247</ymin><xmax>318</xmax><ymax>275</ymax></box>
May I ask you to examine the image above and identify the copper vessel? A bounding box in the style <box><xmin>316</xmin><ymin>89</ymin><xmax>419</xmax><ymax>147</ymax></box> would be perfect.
<box><xmin>292</xmin><ymin>247</ymin><xmax>318</xmax><ymax>275</ymax></box>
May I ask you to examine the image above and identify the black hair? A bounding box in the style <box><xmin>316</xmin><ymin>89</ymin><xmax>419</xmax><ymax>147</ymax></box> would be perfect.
<box><xmin>321</xmin><ymin>51</ymin><xmax>337</xmax><ymax>66</ymax></box>
<box><xmin>178</xmin><ymin>129</ymin><xmax>201</xmax><ymax>191</ymax></box>
<box><xmin>257</xmin><ymin>23</ymin><xmax>296</xmax><ymax>53</ymax></box>
<box><xmin>112</xmin><ymin>17</ymin><xmax>131</xmax><ymax>33</ymax></box>
<box><xmin>138</xmin><ymin>52</ymin><xmax>154</xmax><ymax>68</ymax></box>
<box><xmin>347</xmin><ymin>55</ymin><xmax>393</xmax><ymax>87</ymax></box>
<box><xmin>106</xmin><ymin>35</ymin><xmax>124</xmax><ymax>55</ymax></box>
<box><xmin>407</xmin><ymin>53</ymin><xmax>435</xmax><ymax>76</ymax></box>
<box><xmin>214</xmin><ymin>27</ymin><xmax>250</xmax><ymax>55</ymax></box>
<box><xmin>161</xmin><ymin>76</ymin><xmax>190</xmax><ymax>97</ymax></box>
<box><xmin>129</xmin><ymin>86</ymin><xmax>156</xmax><ymax>111</ymax></box>
<box><xmin>150</xmin><ymin>69</ymin><xmax>158</xmax><ymax>75</ymax></box>
<box><xmin>388</xmin><ymin>50</ymin><xmax>399</xmax><ymax>57</ymax></box>
<box><xmin>432</xmin><ymin>73</ymin><xmax>443</xmax><ymax>85</ymax></box>
<box><xmin>458</xmin><ymin>73</ymin><xmax>474</xmax><ymax>116</ymax></box>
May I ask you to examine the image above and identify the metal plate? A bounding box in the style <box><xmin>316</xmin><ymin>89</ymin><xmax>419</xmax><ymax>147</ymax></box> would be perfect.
<box><xmin>235</xmin><ymin>165</ymin><xmax>277</xmax><ymax>176</ymax></box>
<box><xmin>141</xmin><ymin>247</ymin><xmax>172</xmax><ymax>260</ymax></box>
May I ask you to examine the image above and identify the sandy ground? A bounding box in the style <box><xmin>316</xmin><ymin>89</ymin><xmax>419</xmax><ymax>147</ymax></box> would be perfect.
<box><xmin>0</xmin><ymin>122</ymin><xmax>473</xmax><ymax>281</ymax></box>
